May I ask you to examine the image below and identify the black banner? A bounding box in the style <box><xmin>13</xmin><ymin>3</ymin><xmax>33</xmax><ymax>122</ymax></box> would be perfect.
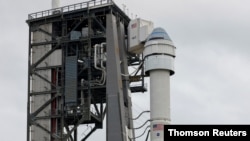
<box><xmin>164</xmin><ymin>125</ymin><xmax>250</xmax><ymax>139</ymax></box>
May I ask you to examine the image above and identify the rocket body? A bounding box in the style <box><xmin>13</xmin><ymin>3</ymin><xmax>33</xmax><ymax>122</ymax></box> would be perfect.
<box><xmin>150</xmin><ymin>70</ymin><xmax>170</xmax><ymax>141</ymax></box>
<box><xmin>143</xmin><ymin>28</ymin><xmax>176</xmax><ymax>141</ymax></box>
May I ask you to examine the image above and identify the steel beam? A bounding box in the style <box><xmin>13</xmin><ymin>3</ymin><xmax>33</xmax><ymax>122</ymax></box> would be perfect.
<box><xmin>31</xmin><ymin>93</ymin><xmax>60</xmax><ymax>118</ymax></box>
<box><xmin>63</xmin><ymin>116</ymin><xmax>86</xmax><ymax>140</ymax></box>
<box><xmin>117</xmin><ymin>21</ymin><xmax>135</xmax><ymax>140</ymax></box>
<box><xmin>93</xmin><ymin>16</ymin><xmax>106</xmax><ymax>33</ymax></box>
<box><xmin>32</xmin><ymin>71</ymin><xmax>57</xmax><ymax>88</ymax></box>
<box><xmin>81</xmin><ymin>126</ymin><xmax>97</xmax><ymax>141</ymax></box>
<box><xmin>65</xmin><ymin>123</ymin><xmax>74</xmax><ymax>141</ymax></box>
<box><xmin>27</xmin><ymin>26</ymin><xmax>32</xmax><ymax>141</ymax></box>
<box><xmin>106</xmin><ymin>14</ymin><xmax>127</xmax><ymax>141</ymax></box>
<box><xmin>31</xmin><ymin>44</ymin><xmax>60</xmax><ymax>68</ymax></box>
<box><xmin>33</xmin><ymin>121</ymin><xmax>60</xmax><ymax>139</ymax></box>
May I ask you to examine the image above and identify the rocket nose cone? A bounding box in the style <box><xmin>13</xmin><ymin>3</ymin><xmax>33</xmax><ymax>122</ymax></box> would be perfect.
<box><xmin>147</xmin><ymin>27</ymin><xmax>172</xmax><ymax>41</ymax></box>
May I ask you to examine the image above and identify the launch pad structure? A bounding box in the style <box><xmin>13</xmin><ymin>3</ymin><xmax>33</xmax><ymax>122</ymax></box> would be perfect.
<box><xmin>27</xmin><ymin>0</ymin><xmax>176</xmax><ymax>141</ymax></box>
<box><xmin>26</xmin><ymin>0</ymin><xmax>147</xmax><ymax>141</ymax></box>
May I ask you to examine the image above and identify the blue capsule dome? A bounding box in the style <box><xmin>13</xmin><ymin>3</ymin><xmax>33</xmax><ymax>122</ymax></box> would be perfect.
<box><xmin>147</xmin><ymin>27</ymin><xmax>172</xmax><ymax>41</ymax></box>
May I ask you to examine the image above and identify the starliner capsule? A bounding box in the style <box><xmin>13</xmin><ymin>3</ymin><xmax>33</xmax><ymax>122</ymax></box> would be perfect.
<box><xmin>143</xmin><ymin>28</ymin><xmax>176</xmax><ymax>141</ymax></box>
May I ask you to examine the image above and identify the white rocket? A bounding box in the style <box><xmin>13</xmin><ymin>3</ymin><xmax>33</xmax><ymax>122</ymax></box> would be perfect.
<box><xmin>128</xmin><ymin>18</ymin><xmax>176</xmax><ymax>141</ymax></box>
<box><xmin>143</xmin><ymin>28</ymin><xmax>176</xmax><ymax>141</ymax></box>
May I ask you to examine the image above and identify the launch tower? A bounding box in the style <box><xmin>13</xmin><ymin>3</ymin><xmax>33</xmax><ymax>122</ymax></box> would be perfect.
<box><xmin>26</xmin><ymin>0</ymin><xmax>175</xmax><ymax>141</ymax></box>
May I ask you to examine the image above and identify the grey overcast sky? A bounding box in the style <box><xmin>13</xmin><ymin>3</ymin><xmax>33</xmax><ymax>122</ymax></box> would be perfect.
<box><xmin>0</xmin><ymin>0</ymin><xmax>250</xmax><ymax>141</ymax></box>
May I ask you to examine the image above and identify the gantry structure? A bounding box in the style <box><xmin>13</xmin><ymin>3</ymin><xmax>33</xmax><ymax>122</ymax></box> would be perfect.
<box><xmin>26</xmin><ymin>0</ymin><xmax>146</xmax><ymax>141</ymax></box>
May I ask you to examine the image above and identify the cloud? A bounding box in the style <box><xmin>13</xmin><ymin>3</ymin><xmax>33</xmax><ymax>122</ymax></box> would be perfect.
<box><xmin>171</xmin><ymin>42</ymin><xmax>250</xmax><ymax>124</ymax></box>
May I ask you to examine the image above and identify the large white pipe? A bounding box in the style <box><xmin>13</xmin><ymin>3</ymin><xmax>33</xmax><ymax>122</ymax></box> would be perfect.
<box><xmin>52</xmin><ymin>0</ymin><xmax>60</xmax><ymax>9</ymax></box>
<box><xmin>143</xmin><ymin>27</ymin><xmax>176</xmax><ymax>141</ymax></box>
<box><xmin>100</xmin><ymin>43</ymin><xmax>107</xmax><ymax>85</ymax></box>
<box><xmin>93</xmin><ymin>44</ymin><xmax>103</xmax><ymax>84</ymax></box>
<box><xmin>93</xmin><ymin>44</ymin><xmax>106</xmax><ymax>85</ymax></box>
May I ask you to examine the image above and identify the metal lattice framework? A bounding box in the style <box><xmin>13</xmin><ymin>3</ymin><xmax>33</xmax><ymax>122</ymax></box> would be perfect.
<box><xmin>26</xmin><ymin>0</ymin><xmax>146</xmax><ymax>141</ymax></box>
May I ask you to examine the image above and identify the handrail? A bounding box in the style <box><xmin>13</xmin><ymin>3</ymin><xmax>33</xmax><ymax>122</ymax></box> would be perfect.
<box><xmin>28</xmin><ymin>0</ymin><xmax>113</xmax><ymax>20</ymax></box>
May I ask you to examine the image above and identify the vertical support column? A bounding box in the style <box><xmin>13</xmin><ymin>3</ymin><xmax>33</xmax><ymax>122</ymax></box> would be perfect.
<box><xmin>51</xmin><ymin>69</ymin><xmax>57</xmax><ymax>141</ymax></box>
<box><xmin>74</xmin><ymin>128</ymin><xmax>78</xmax><ymax>141</ymax></box>
<box><xmin>117</xmin><ymin>21</ymin><xmax>135</xmax><ymax>140</ymax></box>
<box><xmin>106</xmin><ymin>14</ymin><xmax>127</xmax><ymax>141</ymax></box>
<box><xmin>60</xmin><ymin>20</ymin><xmax>67</xmax><ymax>139</ymax></box>
<box><xmin>27</xmin><ymin>26</ymin><xmax>32</xmax><ymax>141</ymax></box>
<box><xmin>86</xmin><ymin>15</ymin><xmax>92</xmax><ymax>121</ymax></box>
